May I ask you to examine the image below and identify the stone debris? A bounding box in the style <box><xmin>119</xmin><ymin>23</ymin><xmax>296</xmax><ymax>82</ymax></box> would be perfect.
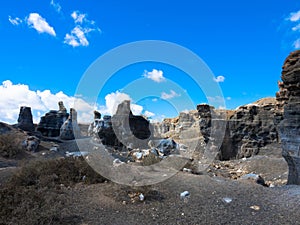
<box><xmin>180</xmin><ymin>191</ymin><xmax>190</xmax><ymax>199</ymax></box>
<box><xmin>250</xmin><ymin>205</ymin><xmax>260</xmax><ymax>211</ymax></box>
<box><xmin>22</xmin><ymin>136</ymin><xmax>40</xmax><ymax>152</ymax></box>
<box><xmin>65</xmin><ymin>151</ymin><xmax>88</xmax><ymax>158</ymax></box>
<box><xmin>113</xmin><ymin>158</ymin><xmax>124</xmax><ymax>167</ymax></box>
<box><xmin>139</xmin><ymin>193</ymin><xmax>145</xmax><ymax>201</ymax></box>
<box><xmin>240</xmin><ymin>173</ymin><xmax>266</xmax><ymax>186</ymax></box>
<box><xmin>222</xmin><ymin>197</ymin><xmax>232</xmax><ymax>204</ymax></box>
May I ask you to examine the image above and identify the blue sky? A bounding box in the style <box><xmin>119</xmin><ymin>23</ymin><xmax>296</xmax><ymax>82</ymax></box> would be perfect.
<box><xmin>1</xmin><ymin>0</ymin><xmax>300</xmax><ymax>124</ymax></box>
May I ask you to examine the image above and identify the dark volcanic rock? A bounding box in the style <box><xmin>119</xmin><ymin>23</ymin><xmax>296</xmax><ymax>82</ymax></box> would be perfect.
<box><xmin>88</xmin><ymin>101</ymin><xmax>151</xmax><ymax>148</ymax></box>
<box><xmin>16</xmin><ymin>106</ymin><xmax>34</xmax><ymax>132</ymax></box>
<box><xmin>278</xmin><ymin>50</ymin><xmax>300</xmax><ymax>185</ymax></box>
<box><xmin>37</xmin><ymin>101</ymin><xmax>69</xmax><ymax>137</ymax></box>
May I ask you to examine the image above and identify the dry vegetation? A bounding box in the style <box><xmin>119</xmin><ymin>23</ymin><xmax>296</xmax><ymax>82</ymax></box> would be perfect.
<box><xmin>0</xmin><ymin>157</ymin><xmax>107</xmax><ymax>225</ymax></box>
<box><xmin>0</xmin><ymin>133</ymin><xmax>24</xmax><ymax>158</ymax></box>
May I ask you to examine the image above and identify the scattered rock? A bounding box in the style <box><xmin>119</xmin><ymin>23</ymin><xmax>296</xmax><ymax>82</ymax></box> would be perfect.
<box><xmin>222</xmin><ymin>197</ymin><xmax>232</xmax><ymax>204</ymax></box>
<box><xmin>240</xmin><ymin>173</ymin><xmax>266</xmax><ymax>186</ymax></box>
<box><xmin>22</xmin><ymin>136</ymin><xmax>40</xmax><ymax>152</ymax></box>
<box><xmin>180</xmin><ymin>191</ymin><xmax>190</xmax><ymax>199</ymax></box>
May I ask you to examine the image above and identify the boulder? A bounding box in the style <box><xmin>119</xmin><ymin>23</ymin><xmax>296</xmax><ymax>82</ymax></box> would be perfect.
<box><xmin>16</xmin><ymin>106</ymin><xmax>35</xmax><ymax>132</ymax></box>
<box><xmin>278</xmin><ymin>50</ymin><xmax>300</xmax><ymax>184</ymax></box>
<box><xmin>22</xmin><ymin>136</ymin><xmax>40</xmax><ymax>152</ymax></box>
<box><xmin>37</xmin><ymin>101</ymin><xmax>69</xmax><ymax>137</ymax></box>
<box><xmin>60</xmin><ymin>108</ymin><xmax>81</xmax><ymax>140</ymax></box>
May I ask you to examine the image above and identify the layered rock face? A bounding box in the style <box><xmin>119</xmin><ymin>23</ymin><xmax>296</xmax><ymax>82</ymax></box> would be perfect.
<box><xmin>37</xmin><ymin>101</ymin><xmax>69</xmax><ymax>137</ymax></box>
<box><xmin>219</xmin><ymin>98</ymin><xmax>279</xmax><ymax>160</ymax></box>
<box><xmin>16</xmin><ymin>106</ymin><xmax>35</xmax><ymax>132</ymax></box>
<box><xmin>277</xmin><ymin>50</ymin><xmax>300</xmax><ymax>184</ymax></box>
<box><xmin>155</xmin><ymin>98</ymin><xmax>280</xmax><ymax>161</ymax></box>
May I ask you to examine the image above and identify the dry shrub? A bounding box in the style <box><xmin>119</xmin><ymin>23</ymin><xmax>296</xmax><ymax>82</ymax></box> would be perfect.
<box><xmin>9</xmin><ymin>157</ymin><xmax>107</xmax><ymax>188</ymax></box>
<box><xmin>0</xmin><ymin>133</ymin><xmax>23</xmax><ymax>158</ymax></box>
<box><xmin>0</xmin><ymin>157</ymin><xmax>107</xmax><ymax>225</ymax></box>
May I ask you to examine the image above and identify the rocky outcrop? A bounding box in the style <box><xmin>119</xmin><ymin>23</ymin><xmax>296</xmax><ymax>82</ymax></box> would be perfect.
<box><xmin>37</xmin><ymin>101</ymin><xmax>69</xmax><ymax>137</ymax></box>
<box><xmin>155</xmin><ymin>98</ymin><xmax>281</xmax><ymax>161</ymax></box>
<box><xmin>88</xmin><ymin>101</ymin><xmax>151</xmax><ymax>148</ymax></box>
<box><xmin>60</xmin><ymin>108</ymin><xmax>81</xmax><ymax>140</ymax></box>
<box><xmin>278</xmin><ymin>50</ymin><xmax>300</xmax><ymax>185</ymax></box>
<box><xmin>16</xmin><ymin>106</ymin><xmax>34</xmax><ymax>132</ymax></box>
<box><xmin>219</xmin><ymin>98</ymin><xmax>279</xmax><ymax>160</ymax></box>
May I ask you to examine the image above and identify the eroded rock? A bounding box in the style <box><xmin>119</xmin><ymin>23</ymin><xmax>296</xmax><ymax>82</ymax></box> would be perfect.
<box><xmin>16</xmin><ymin>106</ymin><xmax>34</xmax><ymax>132</ymax></box>
<box><xmin>278</xmin><ymin>50</ymin><xmax>300</xmax><ymax>184</ymax></box>
<box><xmin>37</xmin><ymin>101</ymin><xmax>69</xmax><ymax>137</ymax></box>
<box><xmin>60</xmin><ymin>108</ymin><xmax>81</xmax><ymax>140</ymax></box>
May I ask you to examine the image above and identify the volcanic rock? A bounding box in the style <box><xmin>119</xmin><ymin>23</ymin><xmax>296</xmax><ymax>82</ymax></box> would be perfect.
<box><xmin>16</xmin><ymin>106</ymin><xmax>34</xmax><ymax>132</ymax></box>
<box><xmin>278</xmin><ymin>50</ymin><xmax>300</xmax><ymax>184</ymax></box>
<box><xmin>37</xmin><ymin>101</ymin><xmax>69</xmax><ymax>137</ymax></box>
<box><xmin>60</xmin><ymin>108</ymin><xmax>81</xmax><ymax>140</ymax></box>
<box><xmin>88</xmin><ymin>101</ymin><xmax>151</xmax><ymax>148</ymax></box>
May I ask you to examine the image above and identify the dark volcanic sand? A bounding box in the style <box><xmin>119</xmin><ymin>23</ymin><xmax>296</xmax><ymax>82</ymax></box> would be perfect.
<box><xmin>53</xmin><ymin>173</ymin><xmax>299</xmax><ymax>225</ymax></box>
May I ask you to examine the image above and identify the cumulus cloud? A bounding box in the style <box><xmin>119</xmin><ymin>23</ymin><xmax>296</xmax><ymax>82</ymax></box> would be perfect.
<box><xmin>64</xmin><ymin>26</ymin><xmax>89</xmax><ymax>47</ymax></box>
<box><xmin>0</xmin><ymin>80</ymin><xmax>153</xmax><ymax>124</ymax></box>
<box><xmin>143</xmin><ymin>69</ymin><xmax>165</xmax><ymax>83</ymax></box>
<box><xmin>0</xmin><ymin>80</ymin><xmax>96</xmax><ymax>124</ymax></box>
<box><xmin>213</xmin><ymin>75</ymin><xmax>225</xmax><ymax>83</ymax></box>
<box><xmin>161</xmin><ymin>90</ymin><xmax>180</xmax><ymax>100</ymax></box>
<box><xmin>64</xmin><ymin>11</ymin><xmax>100</xmax><ymax>47</ymax></box>
<box><xmin>26</xmin><ymin>13</ymin><xmax>56</xmax><ymax>36</ymax></box>
<box><xmin>50</xmin><ymin>0</ymin><xmax>62</xmax><ymax>13</ymax></box>
<box><xmin>8</xmin><ymin>16</ymin><xmax>22</xmax><ymax>26</ymax></box>
<box><xmin>144</xmin><ymin>111</ymin><xmax>155</xmax><ymax>118</ymax></box>
<box><xmin>71</xmin><ymin>11</ymin><xmax>86</xmax><ymax>24</ymax></box>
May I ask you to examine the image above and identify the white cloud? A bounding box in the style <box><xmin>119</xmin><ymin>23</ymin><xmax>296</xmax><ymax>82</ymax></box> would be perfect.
<box><xmin>213</xmin><ymin>75</ymin><xmax>225</xmax><ymax>83</ymax></box>
<box><xmin>64</xmin><ymin>26</ymin><xmax>89</xmax><ymax>47</ymax></box>
<box><xmin>103</xmin><ymin>91</ymin><xmax>146</xmax><ymax>115</ymax></box>
<box><xmin>0</xmin><ymin>80</ymin><xmax>154</xmax><ymax>125</ymax></box>
<box><xmin>292</xmin><ymin>23</ymin><xmax>300</xmax><ymax>31</ymax></box>
<box><xmin>288</xmin><ymin>10</ymin><xmax>300</xmax><ymax>22</ymax></box>
<box><xmin>0</xmin><ymin>80</ymin><xmax>96</xmax><ymax>124</ymax></box>
<box><xmin>26</xmin><ymin>13</ymin><xmax>56</xmax><ymax>36</ymax></box>
<box><xmin>294</xmin><ymin>39</ymin><xmax>300</xmax><ymax>49</ymax></box>
<box><xmin>226</xmin><ymin>97</ymin><xmax>232</xmax><ymax>100</ymax></box>
<box><xmin>64</xmin><ymin>11</ymin><xmax>100</xmax><ymax>47</ymax></box>
<box><xmin>143</xmin><ymin>69</ymin><xmax>165</xmax><ymax>83</ymax></box>
<box><xmin>161</xmin><ymin>90</ymin><xmax>180</xmax><ymax>100</ymax></box>
<box><xmin>71</xmin><ymin>11</ymin><xmax>86</xmax><ymax>24</ymax></box>
<box><xmin>50</xmin><ymin>0</ymin><xmax>62</xmax><ymax>13</ymax></box>
<box><xmin>8</xmin><ymin>16</ymin><xmax>22</xmax><ymax>26</ymax></box>
<box><xmin>144</xmin><ymin>111</ymin><xmax>155</xmax><ymax>118</ymax></box>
